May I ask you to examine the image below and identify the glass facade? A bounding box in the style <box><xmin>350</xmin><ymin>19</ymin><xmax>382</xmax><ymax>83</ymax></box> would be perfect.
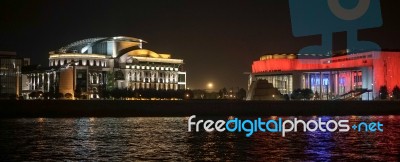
<box><xmin>0</xmin><ymin>57</ymin><xmax>22</xmax><ymax>95</ymax></box>
<box><xmin>255</xmin><ymin>74</ymin><xmax>293</xmax><ymax>94</ymax></box>
<box><xmin>304</xmin><ymin>73</ymin><xmax>328</xmax><ymax>94</ymax></box>
<box><xmin>303</xmin><ymin>70</ymin><xmax>366</xmax><ymax>100</ymax></box>
<box><xmin>253</xmin><ymin>69</ymin><xmax>370</xmax><ymax>100</ymax></box>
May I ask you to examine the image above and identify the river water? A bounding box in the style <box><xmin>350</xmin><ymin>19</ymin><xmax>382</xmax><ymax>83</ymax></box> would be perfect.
<box><xmin>0</xmin><ymin>116</ymin><xmax>399</xmax><ymax>161</ymax></box>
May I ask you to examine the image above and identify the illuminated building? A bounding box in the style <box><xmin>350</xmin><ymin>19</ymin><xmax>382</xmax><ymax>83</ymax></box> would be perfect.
<box><xmin>23</xmin><ymin>36</ymin><xmax>186</xmax><ymax>99</ymax></box>
<box><xmin>0</xmin><ymin>51</ymin><xmax>23</xmax><ymax>97</ymax></box>
<box><xmin>247</xmin><ymin>51</ymin><xmax>400</xmax><ymax>100</ymax></box>
<box><xmin>21</xmin><ymin>65</ymin><xmax>56</xmax><ymax>99</ymax></box>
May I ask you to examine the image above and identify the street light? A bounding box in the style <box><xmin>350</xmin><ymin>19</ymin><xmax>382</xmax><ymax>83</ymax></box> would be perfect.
<box><xmin>323</xmin><ymin>79</ymin><xmax>329</xmax><ymax>100</ymax></box>
<box><xmin>207</xmin><ymin>82</ymin><xmax>213</xmax><ymax>89</ymax></box>
<box><xmin>371</xmin><ymin>83</ymin><xmax>374</xmax><ymax>100</ymax></box>
<box><xmin>206</xmin><ymin>82</ymin><xmax>213</xmax><ymax>94</ymax></box>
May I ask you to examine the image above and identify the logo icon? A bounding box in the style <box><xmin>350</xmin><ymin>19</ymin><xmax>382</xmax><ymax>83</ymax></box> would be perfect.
<box><xmin>289</xmin><ymin>0</ymin><xmax>382</xmax><ymax>55</ymax></box>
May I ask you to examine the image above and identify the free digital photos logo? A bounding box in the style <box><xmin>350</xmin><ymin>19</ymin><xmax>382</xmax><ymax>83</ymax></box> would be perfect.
<box><xmin>188</xmin><ymin>115</ymin><xmax>383</xmax><ymax>137</ymax></box>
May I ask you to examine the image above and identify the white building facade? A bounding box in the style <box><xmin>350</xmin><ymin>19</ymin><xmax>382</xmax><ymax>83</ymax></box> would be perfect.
<box><xmin>23</xmin><ymin>36</ymin><xmax>186</xmax><ymax>99</ymax></box>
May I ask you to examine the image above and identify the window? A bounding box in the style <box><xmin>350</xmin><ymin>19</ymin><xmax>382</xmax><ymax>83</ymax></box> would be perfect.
<box><xmin>178</xmin><ymin>74</ymin><xmax>185</xmax><ymax>82</ymax></box>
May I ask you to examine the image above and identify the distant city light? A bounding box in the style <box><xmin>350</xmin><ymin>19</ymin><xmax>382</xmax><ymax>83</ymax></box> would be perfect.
<box><xmin>207</xmin><ymin>82</ymin><xmax>213</xmax><ymax>89</ymax></box>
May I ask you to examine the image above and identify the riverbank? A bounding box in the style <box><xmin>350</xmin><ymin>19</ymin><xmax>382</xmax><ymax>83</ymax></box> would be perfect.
<box><xmin>0</xmin><ymin>100</ymin><xmax>399</xmax><ymax>117</ymax></box>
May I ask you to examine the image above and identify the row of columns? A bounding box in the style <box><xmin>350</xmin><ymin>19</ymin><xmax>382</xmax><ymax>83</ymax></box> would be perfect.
<box><xmin>50</xmin><ymin>59</ymin><xmax>107</xmax><ymax>67</ymax></box>
<box><xmin>27</xmin><ymin>71</ymin><xmax>57</xmax><ymax>92</ymax></box>
<box><xmin>303</xmin><ymin>70</ymin><xmax>365</xmax><ymax>100</ymax></box>
<box><xmin>126</xmin><ymin>70</ymin><xmax>178</xmax><ymax>84</ymax></box>
<box><xmin>128</xmin><ymin>82</ymin><xmax>178</xmax><ymax>90</ymax></box>
<box><xmin>88</xmin><ymin>72</ymin><xmax>103</xmax><ymax>84</ymax></box>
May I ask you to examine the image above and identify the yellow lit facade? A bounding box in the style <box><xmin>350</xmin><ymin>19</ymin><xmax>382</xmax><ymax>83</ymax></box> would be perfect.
<box><xmin>23</xmin><ymin>36</ymin><xmax>186</xmax><ymax>99</ymax></box>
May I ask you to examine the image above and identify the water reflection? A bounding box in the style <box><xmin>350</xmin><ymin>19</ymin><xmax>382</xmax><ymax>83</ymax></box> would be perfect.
<box><xmin>304</xmin><ymin>116</ymin><xmax>335</xmax><ymax>161</ymax></box>
<box><xmin>0</xmin><ymin>116</ymin><xmax>399</xmax><ymax>161</ymax></box>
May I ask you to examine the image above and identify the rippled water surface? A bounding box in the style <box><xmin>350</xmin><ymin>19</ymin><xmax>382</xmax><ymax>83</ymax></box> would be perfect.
<box><xmin>1</xmin><ymin>116</ymin><xmax>399</xmax><ymax>161</ymax></box>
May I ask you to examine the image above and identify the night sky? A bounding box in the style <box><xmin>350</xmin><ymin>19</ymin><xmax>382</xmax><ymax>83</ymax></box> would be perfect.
<box><xmin>1</xmin><ymin>0</ymin><xmax>399</xmax><ymax>90</ymax></box>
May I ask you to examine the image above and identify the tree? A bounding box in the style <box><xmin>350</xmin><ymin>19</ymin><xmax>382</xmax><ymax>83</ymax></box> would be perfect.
<box><xmin>29</xmin><ymin>91</ymin><xmax>39</xmax><ymax>99</ymax></box>
<box><xmin>379</xmin><ymin>85</ymin><xmax>389</xmax><ymax>100</ymax></box>
<box><xmin>74</xmin><ymin>88</ymin><xmax>82</xmax><ymax>99</ymax></box>
<box><xmin>106</xmin><ymin>71</ymin><xmax>116</xmax><ymax>90</ymax></box>
<box><xmin>283</xmin><ymin>94</ymin><xmax>290</xmax><ymax>101</ymax></box>
<box><xmin>392</xmin><ymin>85</ymin><xmax>400</xmax><ymax>100</ymax></box>
<box><xmin>301</xmin><ymin>89</ymin><xmax>314</xmax><ymax>100</ymax></box>
<box><xmin>110</xmin><ymin>88</ymin><xmax>122</xmax><ymax>99</ymax></box>
<box><xmin>43</xmin><ymin>92</ymin><xmax>51</xmax><ymax>100</ymax></box>
<box><xmin>291</xmin><ymin>89</ymin><xmax>302</xmax><ymax>100</ymax></box>
<box><xmin>8</xmin><ymin>94</ymin><xmax>17</xmax><ymax>100</ymax></box>
<box><xmin>37</xmin><ymin>91</ymin><xmax>44</xmax><ymax>99</ymax></box>
<box><xmin>314</xmin><ymin>91</ymin><xmax>320</xmax><ymax>100</ymax></box>
<box><xmin>291</xmin><ymin>88</ymin><xmax>314</xmax><ymax>100</ymax></box>
<box><xmin>55</xmin><ymin>93</ymin><xmax>64</xmax><ymax>99</ymax></box>
<box><xmin>99</xmin><ymin>89</ymin><xmax>110</xmax><ymax>99</ymax></box>
<box><xmin>218</xmin><ymin>90</ymin><xmax>224</xmax><ymax>99</ymax></box>
<box><xmin>222</xmin><ymin>87</ymin><xmax>227</xmax><ymax>99</ymax></box>
<box><xmin>186</xmin><ymin>89</ymin><xmax>194</xmax><ymax>99</ymax></box>
<box><xmin>65</xmin><ymin>93</ymin><xmax>73</xmax><ymax>99</ymax></box>
<box><xmin>236</xmin><ymin>88</ymin><xmax>247</xmax><ymax>100</ymax></box>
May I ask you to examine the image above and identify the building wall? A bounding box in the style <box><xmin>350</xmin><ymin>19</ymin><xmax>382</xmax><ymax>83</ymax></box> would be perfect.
<box><xmin>0</xmin><ymin>52</ymin><xmax>22</xmax><ymax>96</ymax></box>
<box><xmin>372</xmin><ymin>52</ymin><xmax>400</xmax><ymax>94</ymax></box>
<box><xmin>59</xmin><ymin>68</ymin><xmax>74</xmax><ymax>98</ymax></box>
<box><xmin>20</xmin><ymin>37</ymin><xmax>188</xmax><ymax>99</ymax></box>
<box><xmin>251</xmin><ymin>51</ymin><xmax>400</xmax><ymax>100</ymax></box>
<box><xmin>120</xmin><ymin>66</ymin><xmax>184</xmax><ymax>90</ymax></box>
<box><xmin>252</xmin><ymin>52</ymin><xmax>376</xmax><ymax>73</ymax></box>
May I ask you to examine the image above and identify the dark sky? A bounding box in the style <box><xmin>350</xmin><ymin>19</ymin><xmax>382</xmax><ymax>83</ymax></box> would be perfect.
<box><xmin>1</xmin><ymin>0</ymin><xmax>399</xmax><ymax>90</ymax></box>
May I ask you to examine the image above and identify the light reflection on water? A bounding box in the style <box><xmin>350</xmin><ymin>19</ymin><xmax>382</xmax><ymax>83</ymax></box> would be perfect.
<box><xmin>0</xmin><ymin>116</ymin><xmax>399</xmax><ymax>161</ymax></box>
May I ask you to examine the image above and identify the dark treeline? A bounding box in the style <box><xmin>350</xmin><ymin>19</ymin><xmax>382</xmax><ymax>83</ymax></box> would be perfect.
<box><xmin>290</xmin><ymin>88</ymin><xmax>314</xmax><ymax>100</ymax></box>
<box><xmin>98</xmin><ymin>88</ymin><xmax>194</xmax><ymax>100</ymax></box>
<box><xmin>19</xmin><ymin>89</ymin><xmax>195</xmax><ymax>100</ymax></box>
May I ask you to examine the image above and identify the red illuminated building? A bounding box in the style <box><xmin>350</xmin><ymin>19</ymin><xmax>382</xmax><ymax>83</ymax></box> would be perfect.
<box><xmin>248</xmin><ymin>51</ymin><xmax>400</xmax><ymax>100</ymax></box>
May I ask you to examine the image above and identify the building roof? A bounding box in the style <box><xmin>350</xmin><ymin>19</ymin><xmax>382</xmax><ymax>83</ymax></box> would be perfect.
<box><xmin>21</xmin><ymin>65</ymin><xmax>58</xmax><ymax>74</ymax></box>
<box><xmin>55</xmin><ymin>36</ymin><xmax>146</xmax><ymax>54</ymax></box>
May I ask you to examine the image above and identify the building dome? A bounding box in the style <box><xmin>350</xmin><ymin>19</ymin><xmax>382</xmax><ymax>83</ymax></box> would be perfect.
<box><xmin>125</xmin><ymin>49</ymin><xmax>171</xmax><ymax>59</ymax></box>
<box><xmin>53</xmin><ymin>36</ymin><xmax>147</xmax><ymax>57</ymax></box>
